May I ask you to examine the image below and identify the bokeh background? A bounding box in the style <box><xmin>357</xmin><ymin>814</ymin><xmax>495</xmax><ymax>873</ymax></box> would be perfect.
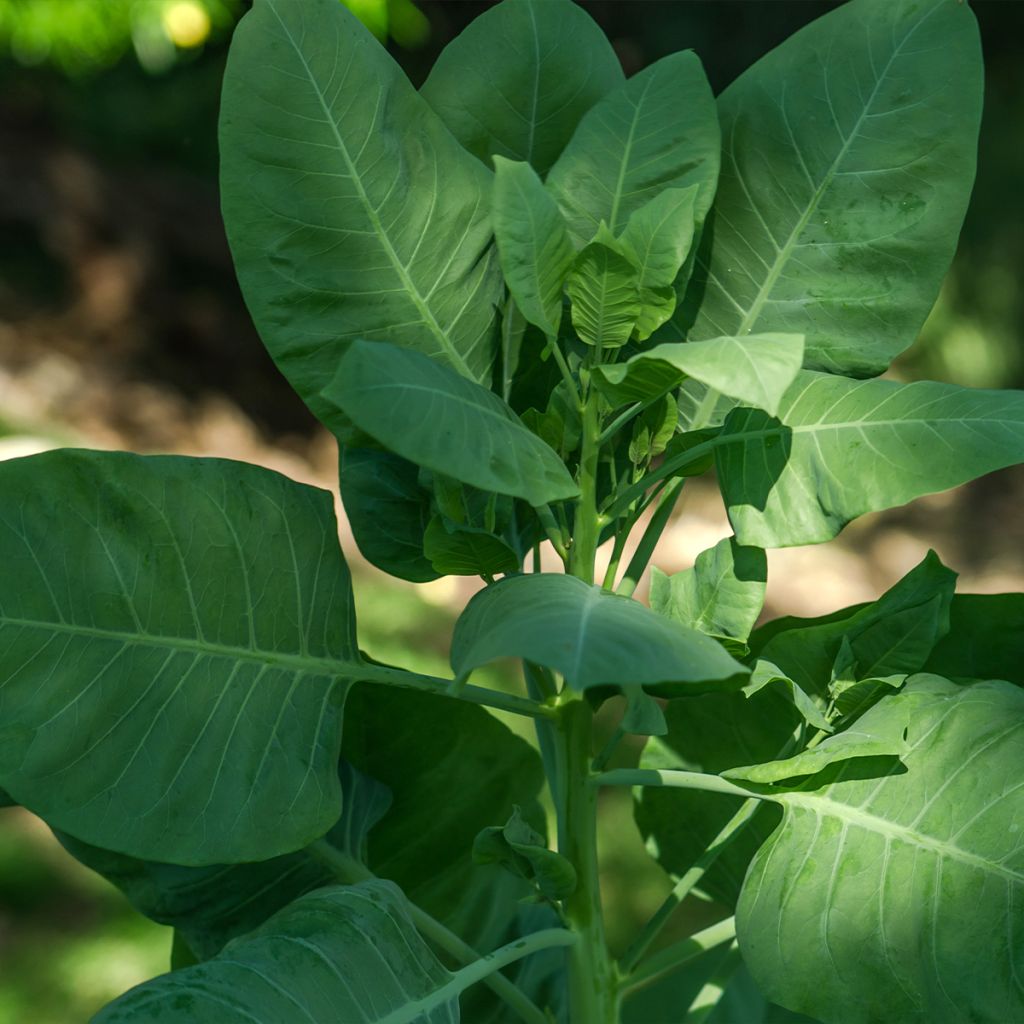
<box><xmin>0</xmin><ymin>1</ymin><xmax>1021</xmax><ymax>1020</ymax></box>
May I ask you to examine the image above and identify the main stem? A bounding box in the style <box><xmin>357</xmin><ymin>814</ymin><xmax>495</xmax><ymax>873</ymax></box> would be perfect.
<box><xmin>557</xmin><ymin>699</ymin><xmax>619</xmax><ymax>1023</ymax></box>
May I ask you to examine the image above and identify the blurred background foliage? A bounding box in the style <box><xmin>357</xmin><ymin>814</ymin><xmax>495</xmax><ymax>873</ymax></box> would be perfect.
<box><xmin>0</xmin><ymin>2</ymin><xmax>1021</xmax><ymax>1021</ymax></box>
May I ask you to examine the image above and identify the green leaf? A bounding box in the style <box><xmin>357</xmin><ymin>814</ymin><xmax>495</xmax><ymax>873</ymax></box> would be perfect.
<box><xmin>622</xmin><ymin>685</ymin><xmax>668</xmax><ymax>737</ymax></box>
<box><xmin>548</xmin><ymin>52</ymin><xmax>720</xmax><ymax>245</ymax></box>
<box><xmin>737</xmin><ymin>676</ymin><xmax>1024</xmax><ymax>1023</ymax></box>
<box><xmin>650</xmin><ymin>538</ymin><xmax>767</xmax><ymax>650</ymax></box>
<box><xmin>339</xmin><ymin>447</ymin><xmax>439</xmax><ymax>583</ymax></box>
<box><xmin>423</xmin><ymin>518</ymin><xmax>520</xmax><ymax>577</ymax></box>
<box><xmin>707</xmin><ymin>965</ymin><xmax>822</xmax><ymax>1024</ymax></box>
<box><xmin>676</xmin><ymin>0</ymin><xmax>982</xmax><ymax>377</ymax></box>
<box><xmin>923</xmin><ymin>594</ymin><xmax>1024</xmax><ymax>686</ymax></box>
<box><xmin>743</xmin><ymin>661</ymin><xmax>832</xmax><ymax>734</ymax></box>
<box><xmin>94</xmin><ymin>881</ymin><xmax>460</xmax><ymax>1023</ymax></box>
<box><xmin>592</xmin><ymin>334</ymin><xmax>804</xmax><ymax>414</ymax></box>
<box><xmin>55</xmin><ymin>761</ymin><xmax>391</xmax><ymax>961</ymax></box>
<box><xmin>220</xmin><ymin>0</ymin><xmax>503</xmax><ymax>425</ymax></box>
<box><xmin>755</xmin><ymin>550</ymin><xmax>956</xmax><ymax>697</ymax></box>
<box><xmin>451</xmin><ymin>574</ymin><xmax>746</xmax><ymax>694</ymax></box>
<box><xmin>827</xmin><ymin>636</ymin><xmax>906</xmax><ymax>721</ymax></box>
<box><xmin>492</xmin><ymin>157</ymin><xmax>575</xmax><ymax>338</ymax></box>
<box><xmin>619</xmin><ymin>186</ymin><xmax>700</xmax><ymax>339</ymax></box>
<box><xmin>566</xmin><ymin>234</ymin><xmax>642</xmax><ymax>350</ymax></box>
<box><xmin>474</xmin><ymin>805</ymin><xmax>577</xmax><ymax>903</ymax></box>
<box><xmin>716</xmin><ymin>373</ymin><xmax>1024</xmax><ymax>547</ymax></box>
<box><xmin>0</xmin><ymin>450</ymin><xmax>360</xmax><ymax>864</ymax></box>
<box><xmin>420</xmin><ymin>0</ymin><xmax>624</xmax><ymax>177</ymax></box>
<box><xmin>323</xmin><ymin>340</ymin><xmax>579</xmax><ymax>506</ymax></box>
<box><xmin>635</xmin><ymin>688</ymin><xmax>795</xmax><ymax>907</ymax></box>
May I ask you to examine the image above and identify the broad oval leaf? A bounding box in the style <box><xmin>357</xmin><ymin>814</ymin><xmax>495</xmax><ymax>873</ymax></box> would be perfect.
<box><xmin>323</xmin><ymin>340</ymin><xmax>579</xmax><ymax>507</ymax></box>
<box><xmin>220</xmin><ymin>0</ymin><xmax>503</xmax><ymax>426</ymax></box>
<box><xmin>94</xmin><ymin>881</ymin><xmax>460</xmax><ymax>1023</ymax></box>
<box><xmin>451</xmin><ymin>573</ymin><xmax>745</xmax><ymax>693</ymax></box>
<box><xmin>547</xmin><ymin>51</ymin><xmax>720</xmax><ymax>246</ymax></box>
<box><xmin>676</xmin><ymin>0</ymin><xmax>982</xmax><ymax>376</ymax></box>
<box><xmin>594</xmin><ymin>334</ymin><xmax>804</xmax><ymax>417</ymax></box>
<box><xmin>421</xmin><ymin>0</ymin><xmax>624</xmax><ymax>177</ymax></box>
<box><xmin>737</xmin><ymin>677</ymin><xmax>1024</xmax><ymax>1024</ymax></box>
<box><xmin>492</xmin><ymin>157</ymin><xmax>575</xmax><ymax>338</ymax></box>
<box><xmin>0</xmin><ymin>450</ymin><xmax>361</xmax><ymax>864</ymax></box>
<box><xmin>716</xmin><ymin>373</ymin><xmax>1024</xmax><ymax>548</ymax></box>
<box><xmin>567</xmin><ymin>235</ymin><xmax>642</xmax><ymax>350</ymax></box>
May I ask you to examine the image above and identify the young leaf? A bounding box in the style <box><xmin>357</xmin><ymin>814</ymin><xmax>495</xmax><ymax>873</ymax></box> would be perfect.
<box><xmin>548</xmin><ymin>52</ymin><xmax>720</xmax><ymax>245</ymax></box>
<box><xmin>827</xmin><ymin>636</ymin><xmax>906</xmax><ymax>722</ymax></box>
<box><xmin>737</xmin><ymin>677</ymin><xmax>1024</xmax><ymax>1024</ymax></box>
<box><xmin>0</xmin><ymin>450</ymin><xmax>361</xmax><ymax>864</ymax></box>
<box><xmin>923</xmin><ymin>593</ymin><xmax>1024</xmax><ymax>686</ymax></box>
<box><xmin>93</xmin><ymin>882</ymin><xmax>461</xmax><ymax>1023</ymax></box>
<box><xmin>754</xmin><ymin>550</ymin><xmax>956</xmax><ymax>697</ymax></box>
<box><xmin>592</xmin><ymin>334</ymin><xmax>804</xmax><ymax>415</ymax></box>
<box><xmin>420</xmin><ymin>0</ymin><xmax>624</xmax><ymax>177</ymax></box>
<box><xmin>323</xmin><ymin>340</ymin><xmax>579</xmax><ymax>507</ymax></box>
<box><xmin>220</xmin><ymin>0</ymin><xmax>504</xmax><ymax>424</ymax></box>
<box><xmin>492</xmin><ymin>157</ymin><xmax>575</xmax><ymax>338</ymax></box>
<box><xmin>743</xmin><ymin>660</ymin><xmax>832</xmax><ymax>734</ymax></box>
<box><xmin>650</xmin><ymin>538</ymin><xmax>768</xmax><ymax>650</ymax></box>
<box><xmin>716</xmin><ymin>372</ymin><xmax>1024</xmax><ymax>547</ymax></box>
<box><xmin>451</xmin><ymin>573</ymin><xmax>746</xmax><ymax>694</ymax></box>
<box><xmin>676</xmin><ymin>0</ymin><xmax>983</xmax><ymax>378</ymax></box>
<box><xmin>566</xmin><ymin>233</ymin><xmax>643</xmax><ymax>350</ymax></box>
<box><xmin>339</xmin><ymin>447</ymin><xmax>440</xmax><ymax>583</ymax></box>
<box><xmin>423</xmin><ymin>518</ymin><xmax>520</xmax><ymax>577</ymax></box>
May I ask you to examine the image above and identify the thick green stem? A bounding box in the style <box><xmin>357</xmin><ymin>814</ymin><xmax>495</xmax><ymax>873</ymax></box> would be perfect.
<box><xmin>571</xmin><ymin>390</ymin><xmax>602</xmax><ymax>583</ymax></box>
<box><xmin>557</xmin><ymin>700</ymin><xmax>619</xmax><ymax>1023</ymax></box>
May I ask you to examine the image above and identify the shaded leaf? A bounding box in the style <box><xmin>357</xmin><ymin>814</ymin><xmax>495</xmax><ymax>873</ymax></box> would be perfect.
<box><xmin>323</xmin><ymin>340</ymin><xmax>578</xmax><ymax>506</ymax></box>
<box><xmin>923</xmin><ymin>593</ymin><xmax>1024</xmax><ymax>686</ymax></box>
<box><xmin>676</xmin><ymin>0</ymin><xmax>982</xmax><ymax>377</ymax></box>
<box><xmin>421</xmin><ymin>0</ymin><xmax>624</xmax><ymax>177</ymax></box>
<box><xmin>743</xmin><ymin>661</ymin><xmax>831</xmax><ymax>734</ymax></box>
<box><xmin>423</xmin><ymin>518</ymin><xmax>520</xmax><ymax>577</ymax></box>
<box><xmin>220</xmin><ymin>0</ymin><xmax>503</xmax><ymax>427</ymax></box>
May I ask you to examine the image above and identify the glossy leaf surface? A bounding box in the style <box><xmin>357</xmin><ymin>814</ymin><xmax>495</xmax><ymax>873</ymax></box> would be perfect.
<box><xmin>220</xmin><ymin>0</ymin><xmax>502</xmax><ymax>425</ymax></box>
<box><xmin>548</xmin><ymin>52</ymin><xmax>719</xmax><ymax>245</ymax></box>
<box><xmin>677</xmin><ymin>0</ymin><xmax>982</xmax><ymax>377</ymax></box>
<box><xmin>738</xmin><ymin>677</ymin><xmax>1024</xmax><ymax>1024</ymax></box>
<box><xmin>716</xmin><ymin>374</ymin><xmax>1024</xmax><ymax>547</ymax></box>
<box><xmin>451</xmin><ymin>573</ymin><xmax>746</xmax><ymax>692</ymax></box>
<box><xmin>324</xmin><ymin>340</ymin><xmax>579</xmax><ymax>506</ymax></box>
<box><xmin>0</xmin><ymin>450</ymin><xmax>358</xmax><ymax>864</ymax></box>
<box><xmin>94</xmin><ymin>882</ymin><xmax>459</xmax><ymax>1023</ymax></box>
<box><xmin>421</xmin><ymin>0</ymin><xmax>624</xmax><ymax>177</ymax></box>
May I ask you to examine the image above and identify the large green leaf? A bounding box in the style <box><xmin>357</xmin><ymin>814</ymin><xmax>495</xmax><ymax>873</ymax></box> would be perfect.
<box><xmin>451</xmin><ymin>574</ymin><xmax>746</xmax><ymax>694</ymax></box>
<box><xmin>650</xmin><ymin>538</ymin><xmax>767</xmax><ymax>651</ymax></box>
<box><xmin>923</xmin><ymin>594</ymin><xmax>1024</xmax><ymax>686</ymax></box>
<box><xmin>592</xmin><ymin>335</ymin><xmax>804</xmax><ymax>415</ymax></box>
<box><xmin>492</xmin><ymin>157</ymin><xmax>575</xmax><ymax>338</ymax></box>
<box><xmin>219</xmin><ymin>0</ymin><xmax>503</xmax><ymax>424</ymax></box>
<box><xmin>0</xmin><ymin>450</ymin><xmax>360</xmax><ymax>864</ymax></box>
<box><xmin>737</xmin><ymin>677</ymin><xmax>1024</xmax><ymax>1023</ymax></box>
<box><xmin>323</xmin><ymin>340</ymin><xmax>579</xmax><ymax>507</ymax></box>
<box><xmin>420</xmin><ymin>0</ymin><xmax>624</xmax><ymax>177</ymax></box>
<box><xmin>675</xmin><ymin>0</ymin><xmax>982</xmax><ymax>377</ymax></box>
<box><xmin>94</xmin><ymin>881</ymin><xmax>461</xmax><ymax>1023</ymax></box>
<box><xmin>339</xmin><ymin>447</ymin><xmax>439</xmax><ymax>583</ymax></box>
<box><xmin>547</xmin><ymin>52</ymin><xmax>720</xmax><ymax>245</ymax></box>
<box><xmin>716</xmin><ymin>373</ymin><xmax>1024</xmax><ymax>547</ymax></box>
<box><xmin>754</xmin><ymin>551</ymin><xmax>956</xmax><ymax>697</ymax></box>
<box><xmin>566</xmin><ymin>232</ymin><xmax>642</xmax><ymax>350</ymax></box>
<box><xmin>635</xmin><ymin>687</ymin><xmax>795</xmax><ymax>908</ymax></box>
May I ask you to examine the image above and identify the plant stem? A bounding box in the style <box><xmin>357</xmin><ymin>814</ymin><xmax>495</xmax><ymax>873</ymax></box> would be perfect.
<box><xmin>620</xmin><ymin>917</ymin><xmax>737</xmax><ymax>998</ymax></box>
<box><xmin>549</xmin><ymin>337</ymin><xmax>581</xmax><ymax>407</ymax></box>
<box><xmin>556</xmin><ymin>699</ymin><xmax>619</xmax><ymax>1023</ymax></box>
<box><xmin>604</xmin><ymin>436</ymin><xmax>718</xmax><ymax>520</ymax></box>
<box><xmin>377</xmin><ymin>928</ymin><xmax>577</xmax><ymax>1024</ymax></box>
<box><xmin>619</xmin><ymin>798</ymin><xmax>759</xmax><ymax>973</ymax></box>
<box><xmin>360</xmin><ymin>663</ymin><xmax>554</xmax><ymax>721</ymax></box>
<box><xmin>308</xmin><ymin>842</ymin><xmax>559</xmax><ymax>1024</ymax></box>
<box><xmin>616</xmin><ymin>477</ymin><xmax>685</xmax><ymax>597</ymax></box>
<box><xmin>535</xmin><ymin>503</ymin><xmax>570</xmax><ymax>564</ymax></box>
<box><xmin>591</xmin><ymin>722</ymin><xmax>626</xmax><ymax>773</ymax></box>
<box><xmin>593</xmin><ymin>768</ymin><xmax>765</xmax><ymax>801</ymax></box>
<box><xmin>571</xmin><ymin>389</ymin><xmax>602</xmax><ymax>583</ymax></box>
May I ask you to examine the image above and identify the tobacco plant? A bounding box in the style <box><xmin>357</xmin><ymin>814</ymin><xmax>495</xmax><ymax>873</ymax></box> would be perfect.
<box><xmin>0</xmin><ymin>0</ymin><xmax>1021</xmax><ymax>1020</ymax></box>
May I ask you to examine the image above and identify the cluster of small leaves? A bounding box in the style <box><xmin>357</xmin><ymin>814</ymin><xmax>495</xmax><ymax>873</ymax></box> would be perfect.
<box><xmin>0</xmin><ymin>0</ymin><xmax>1021</xmax><ymax>1022</ymax></box>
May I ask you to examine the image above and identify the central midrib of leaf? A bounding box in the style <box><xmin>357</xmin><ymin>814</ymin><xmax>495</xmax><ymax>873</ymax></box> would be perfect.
<box><xmin>781</xmin><ymin>792</ymin><xmax>1024</xmax><ymax>885</ymax></box>
<box><xmin>607</xmin><ymin>74</ymin><xmax>656</xmax><ymax>232</ymax></box>
<box><xmin>0</xmin><ymin>614</ymin><xmax>361</xmax><ymax>679</ymax></box>
<box><xmin>728</xmin><ymin>3</ymin><xmax>941</xmax><ymax>337</ymax></box>
<box><xmin>264</xmin><ymin>0</ymin><xmax>473</xmax><ymax>380</ymax></box>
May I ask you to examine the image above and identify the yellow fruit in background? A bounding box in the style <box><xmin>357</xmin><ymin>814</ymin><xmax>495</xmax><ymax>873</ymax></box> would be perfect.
<box><xmin>161</xmin><ymin>0</ymin><xmax>211</xmax><ymax>49</ymax></box>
